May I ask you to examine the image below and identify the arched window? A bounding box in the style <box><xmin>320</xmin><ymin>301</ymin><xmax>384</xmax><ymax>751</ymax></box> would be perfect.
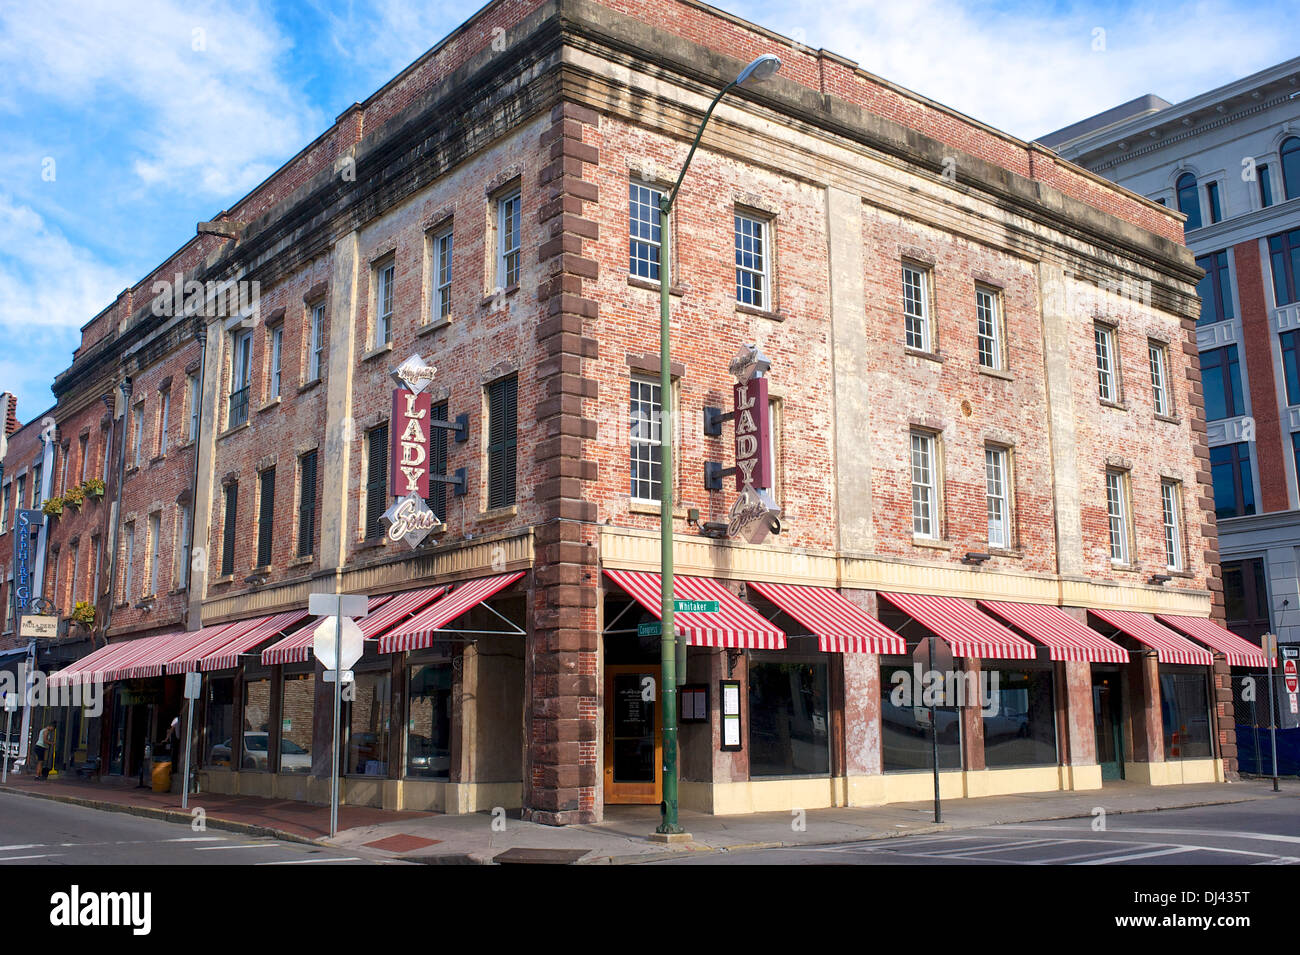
<box><xmin>1176</xmin><ymin>173</ymin><xmax>1202</xmax><ymax>231</ymax></box>
<box><xmin>1282</xmin><ymin>137</ymin><xmax>1300</xmax><ymax>202</ymax></box>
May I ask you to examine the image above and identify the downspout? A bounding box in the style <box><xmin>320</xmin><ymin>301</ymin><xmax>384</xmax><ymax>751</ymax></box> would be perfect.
<box><xmin>100</xmin><ymin>376</ymin><xmax>132</xmax><ymax>642</ymax></box>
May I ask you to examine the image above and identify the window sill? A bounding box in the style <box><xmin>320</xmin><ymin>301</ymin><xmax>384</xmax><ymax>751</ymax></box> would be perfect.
<box><xmin>627</xmin><ymin>275</ymin><xmax>684</xmax><ymax>297</ymax></box>
<box><xmin>356</xmin><ymin>537</ymin><xmax>388</xmax><ymax>552</ymax></box>
<box><xmin>218</xmin><ymin>421</ymin><xmax>251</xmax><ymax>441</ymax></box>
<box><xmin>734</xmin><ymin>303</ymin><xmax>786</xmax><ymax>322</ymax></box>
<box><xmin>479</xmin><ymin>504</ymin><xmax>518</xmax><ymax>521</ymax></box>
<box><xmin>987</xmin><ymin>547</ymin><xmax>1023</xmax><ymax>559</ymax></box>
<box><xmin>481</xmin><ymin>284</ymin><xmax>520</xmax><ymax>307</ymax></box>
<box><xmin>259</xmin><ymin>396</ymin><xmax>282</xmax><ymax>414</ymax></box>
<box><xmin>125</xmin><ymin>465</ymin><xmax>140</xmax><ymax>477</ymax></box>
<box><xmin>1154</xmin><ymin>412</ymin><xmax>1181</xmax><ymax>425</ymax></box>
<box><xmin>1109</xmin><ymin>561</ymin><xmax>1143</xmax><ymax>574</ymax></box>
<box><xmin>1099</xmin><ymin>398</ymin><xmax>1128</xmax><ymax>412</ymax></box>
<box><xmin>288</xmin><ymin>555</ymin><xmax>315</xmax><ymax>568</ymax></box>
<box><xmin>978</xmin><ymin>366</ymin><xmax>1013</xmax><ymax>381</ymax></box>
<box><xmin>361</xmin><ymin>342</ymin><xmax>393</xmax><ymax>363</ymax></box>
<box><xmin>150</xmin><ymin>454</ymin><xmax>166</xmax><ymax>466</ymax></box>
<box><xmin>298</xmin><ymin>378</ymin><xmax>322</xmax><ymax>395</ymax></box>
<box><xmin>418</xmin><ymin>319</ymin><xmax>451</xmax><ymax>337</ymax></box>
<box><xmin>912</xmin><ymin>536</ymin><xmax>950</xmax><ymax>550</ymax></box>
<box><xmin>175</xmin><ymin>440</ymin><xmax>195</xmax><ymax>453</ymax></box>
<box><xmin>904</xmin><ymin>347</ymin><xmax>944</xmax><ymax>364</ymax></box>
<box><xmin>211</xmin><ymin>575</ymin><xmax>234</xmax><ymax>586</ymax></box>
<box><xmin>630</xmin><ymin>500</ymin><xmax>686</xmax><ymax>519</ymax></box>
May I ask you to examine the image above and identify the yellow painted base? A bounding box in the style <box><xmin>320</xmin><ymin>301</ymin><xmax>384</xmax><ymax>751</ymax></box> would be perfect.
<box><xmin>198</xmin><ymin>769</ymin><xmax>522</xmax><ymax>813</ymax></box>
<box><xmin>1122</xmin><ymin>758</ymin><xmax>1223</xmax><ymax>785</ymax></box>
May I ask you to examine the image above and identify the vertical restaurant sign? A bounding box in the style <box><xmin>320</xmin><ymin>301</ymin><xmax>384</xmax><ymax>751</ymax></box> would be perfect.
<box><xmin>390</xmin><ymin>389</ymin><xmax>431</xmax><ymax>498</ymax></box>
<box><xmin>12</xmin><ymin>509</ymin><xmax>41</xmax><ymax>614</ymax></box>
<box><xmin>732</xmin><ymin>376</ymin><xmax>771</xmax><ymax>492</ymax></box>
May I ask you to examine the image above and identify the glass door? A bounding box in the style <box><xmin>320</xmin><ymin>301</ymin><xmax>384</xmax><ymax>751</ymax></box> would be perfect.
<box><xmin>1092</xmin><ymin>671</ymin><xmax>1124</xmax><ymax>781</ymax></box>
<box><xmin>603</xmin><ymin>665</ymin><xmax>661</xmax><ymax>804</ymax></box>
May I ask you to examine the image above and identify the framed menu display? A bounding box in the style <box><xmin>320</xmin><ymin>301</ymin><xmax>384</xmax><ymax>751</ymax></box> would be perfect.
<box><xmin>719</xmin><ymin>679</ymin><xmax>742</xmax><ymax>751</ymax></box>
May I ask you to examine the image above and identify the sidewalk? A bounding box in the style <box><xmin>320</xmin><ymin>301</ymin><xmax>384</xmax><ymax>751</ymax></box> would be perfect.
<box><xmin>1</xmin><ymin>771</ymin><xmax>1287</xmax><ymax>863</ymax></box>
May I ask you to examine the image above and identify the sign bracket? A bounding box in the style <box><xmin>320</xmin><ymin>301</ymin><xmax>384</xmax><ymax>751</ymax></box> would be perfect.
<box><xmin>428</xmin><ymin>413</ymin><xmax>469</xmax><ymax>443</ymax></box>
<box><xmin>703</xmin><ymin>406</ymin><xmax>736</xmax><ymax>436</ymax></box>
<box><xmin>428</xmin><ymin>467</ymin><xmax>468</xmax><ymax>496</ymax></box>
<box><xmin>703</xmin><ymin>461</ymin><xmax>738</xmax><ymax>490</ymax></box>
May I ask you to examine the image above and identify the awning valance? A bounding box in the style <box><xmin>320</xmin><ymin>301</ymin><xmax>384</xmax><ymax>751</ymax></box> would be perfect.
<box><xmin>48</xmin><ymin>640</ymin><xmax>137</xmax><ymax>687</ymax></box>
<box><xmin>118</xmin><ymin>624</ymin><xmax>246</xmax><ymax>680</ymax></box>
<box><xmin>878</xmin><ymin>592</ymin><xmax>1037</xmax><ymax>660</ymax></box>
<box><xmin>379</xmin><ymin>574</ymin><xmax>525</xmax><ymax>654</ymax></box>
<box><xmin>602</xmin><ymin>569</ymin><xmax>785</xmax><ymax>649</ymax></box>
<box><xmin>1155</xmin><ymin>613</ymin><xmax>1270</xmax><ymax>668</ymax></box>
<box><xmin>978</xmin><ymin>600</ymin><xmax>1129</xmax><ymax>663</ymax></box>
<box><xmin>747</xmin><ymin>581</ymin><xmax>905</xmax><ymax>653</ymax></box>
<box><xmin>1089</xmin><ymin>609</ymin><xmax>1214</xmax><ymax>666</ymax></box>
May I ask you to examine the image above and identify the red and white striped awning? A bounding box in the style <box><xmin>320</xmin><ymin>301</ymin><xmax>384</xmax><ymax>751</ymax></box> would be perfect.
<box><xmin>747</xmin><ymin>581</ymin><xmax>905</xmax><ymax>653</ymax></box>
<box><xmin>118</xmin><ymin>624</ymin><xmax>250</xmax><ymax>679</ymax></box>
<box><xmin>101</xmin><ymin>631</ymin><xmax>200</xmax><ymax>682</ymax></box>
<box><xmin>979</xmin><ymin>600</ymin><xmax>1130</xmax><ymax>663</ymax></box>
<box><xmin>379</xmin><ymin>574</ymin><xmax>525</xmax><ymax>654</ymax></box>
<box><xmin>48</xmin><ymin>640</ymin><xmax>138</xmax><ymax>688</ymax></box>
<box><xmin>1156</xmin><ymin>613</ymin><xmax>1271</xmax><ymax>668</ymax></box>
<box><xmin>602</xmin><ymin>569</ymin><xmax>786</xmax><ymax>649</ymax></box>
<box><xmin>878</xmin><ymin>592</ymin><xmax>1037</xmax><ymax>660</ymax></box>
<box><xmin>261</xmin><ymin>594</ymin><xmax>393</xmax><ymax>666</ymax></box>
<box><xmin>1089</xmin><ymin>609</ymin><xmax>1214</xmax><ymax>666</ymax></box>
<box><xmin>199</xmin><ymin>610</ymin><xmax>311</xmax><ymax>671</ymax></box>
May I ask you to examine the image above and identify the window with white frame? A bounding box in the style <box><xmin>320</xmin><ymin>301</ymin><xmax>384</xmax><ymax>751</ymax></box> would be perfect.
<box><xmin>78</xmin><ymin>434</ymin><xmax>88</xmax><ymax>483</ymax></box>
<box><xmin>1148</xmin><ymin>341</ymin><xmax>1170</xmax><ymax>416</ymax></box>
<box><xmin>976</xmin><ymin>287</ymin><xmax>1004</xmax><ymax>370</ymax></box>
<box><xmin>1105</xmin><ymin>469</ymin><xmax>1130</xmax><ymax>564</ymax></box>
<box><xmin>132</xmin><ymin>403</ymin><xmax>144</xmax><ymax>465</ymax></box>
<box><xmin>123</xmin><ymin>522</ymin><xmax>136</xmax><ymax>599</ymax></box>
<box><xmin>148</xmin><ymin>512</ymin><xmax>161</xmax><ymax>596</ymax></box>
<box><xmin>187</xmin><ymin>373</ymin><xmax>200</xmax><ymax>441</ymax></box>
<box><xmin>629</xmin><ymin>377</ymin><xmax>663</xmax><ymax>502</ymax></box>
<box><xmin>734</xmin><ymin>212</ymin><xmax>770</xmax><ymax>308</ymax></box>
<box><xmin>374</xmin><ymin>259</ymin><xmax>395</xmax><ymax>347</ymax></box>
<box><xmin>1095</xmin><ymin>324</ymin><xmax>1118</xmax><ymax>401</ymax></box>
<box><xmin>629</xmin><ymin>182</ymin><xmax>663</xmax><ymax>280</ymax></box>
<box><xmin>910</xmin><ymin>431</ymin><xmax>939</xmax><ymax>538</ymax></box>
<box><xmin>985</xmin><ymin>446</ymin><xmax>1011</xmax><ymax>549</ymax></box>
<box><xmin>230</xmin><ymin>328</ymin><xmax>252</xmax><ymax>427</ymax></box>
<box><xmin>157</xmin><ymin>388</ymin><xmax>170</xmax><ymax>455</ymax></box>
<box><xmin>309</xmin><ymin>303</ymin><xmax>325</xmax><ymax>381</ymax></box>
<box><xmin>269</xmin><ymin>324</ymin><xmax>283</xmax><ymax>398</ymax></box>
<box><xmin>177</xmin><ymin>502</ymin><xmax>192</xmax><ymax>590</ymax></box>
<box><xmin>496</xmin><ymin>189</ymin><xmax>521</xmax><ymax>289</ymax></box>
<box><xmin>69</xmin><ymin>542</ymin><xmax>80</xmax><ymax>606</ymax></box>
<box><xmin>1161</xmin><ymin>479</ymin><xmax>1183</xmax><ymax>570</ymax></box>
<box><xmin>902</xmin><ymin>265</ymin><xmax>931</xmax><ymax>352</ymax></box>
<box><xmin>432</xmin><ymin>227</ymin><xmax>453</xmax><ymax>321</ymax></box>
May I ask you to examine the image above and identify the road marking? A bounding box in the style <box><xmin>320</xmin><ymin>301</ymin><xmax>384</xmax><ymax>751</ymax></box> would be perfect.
<box><xmin>0</xmin><ymin>853</ymin><xmax>64</xmax><ymax>861</ymax></box>
<box><xmin>1080</xmin><ymin>846</ymin><xmax>1198</xmax><ymax>864</ymax></box>
<box><xmin>195</xmin><ymin>843</ymin><xmax>271</xmax><ymax>851</ymax></box>
<box><xmin>164</xmin><ymin>836</ymin><xmax>226</xmax><ymax>843</ymax></box>
<box><xmin>257</xmin><ymin>857</ymin><xmax>362</xmax><ymax>865</ymax></box>
<box><xmin>934</xmin><ymin>838</ymin><xmax>1075</xmax><ymax>858</ymax></box>
<box><xmin>0</xmin><ymin>844</ymin><xmax>46</xmax><ymax>851</ymax></box>
<box><xmin>1004</xmin><ymin>824</ymin><xmax>1300</xmax><ymax>846</ymax></box>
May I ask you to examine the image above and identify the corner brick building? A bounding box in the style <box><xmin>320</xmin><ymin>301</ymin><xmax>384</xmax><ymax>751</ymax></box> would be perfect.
<box><xmin>2</xmin><ymin>0</ymin><xmax>1255</xmax><ymax>823</ymax></box>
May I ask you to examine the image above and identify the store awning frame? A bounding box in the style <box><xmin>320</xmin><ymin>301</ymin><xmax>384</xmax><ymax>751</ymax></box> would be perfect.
<box><xmin>379</xmin><ymin>573</ymin><xmax>526</xmax><ymax>654</ymax></box>
<box><xmin>746</xmin><ymin>581</ymin><xmax>906</xmax><ymax>654</ymax></box>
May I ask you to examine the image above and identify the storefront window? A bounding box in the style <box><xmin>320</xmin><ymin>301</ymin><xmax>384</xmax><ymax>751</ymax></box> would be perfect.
<box><xmin>981</xmin><ymin>667</ymin><xmax>1057</xmax><ymax>767</ymax></box>
<box><xmin>346</xmin><ymin>671</ymin><xmax>391</xmax><ymax>776</ymax></box>
<box><xmin>239</xmin><ymin>676</ymin><xmax>272</xmax><ymax>772</ymax></box>
<box><xmin>108</xmin><ymin>689</ymin><xmax>126</xmax><ymax>775</ymax></box>
<box><xmin>1160</xmin><ymin>670</ymin><xmax>1213</xmax><ymax>759</ymax></box>
<box><xmin>280</xmin><ymin>673</ymin><xmax>315</xmax><ymax>774</ymax></box>
<box><xmin>748</xmin><ymin>655</ymin><xmax>830</xmax><ymax>777</ymax></box>
<box><xmin>881</xmin><ymin>662</ymin><xmax>962</xmax><ymax>772</ymax></box>
<box><xmin>203</xmin><ymin>677</ymin><xmax>235</xmax><ymax>768</ymax></box>
<box><xmin>406</xmin><ymin>659</ymin><xmax>452</xmax><ymax>779</ymax></box>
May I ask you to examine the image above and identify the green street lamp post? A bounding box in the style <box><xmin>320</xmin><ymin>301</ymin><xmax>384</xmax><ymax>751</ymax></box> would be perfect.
<box><xmin>655</xmin><ymin>53</ymin><xmax>781</xmax><ymax>836</ymax></box>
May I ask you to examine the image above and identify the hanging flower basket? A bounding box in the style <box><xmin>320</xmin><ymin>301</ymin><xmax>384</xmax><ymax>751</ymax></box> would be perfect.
<box><xmin>42</xmin><ymin>496</ymin><xmax>64</xmax><ymax>518</ymax></box>
<box><xmin>84</xmin><ymin>478</ymin><xmax>105</xmax><ymax>500</ymax></box>
<box><xmin>71</xmin><ymin>601</ymin><xmax>95</xmax><ymax>627</ymax></box>
<box><xmin>65</xmin><ymin>485</ymin><xmax>85</xmax><ymax>509</ymax></box>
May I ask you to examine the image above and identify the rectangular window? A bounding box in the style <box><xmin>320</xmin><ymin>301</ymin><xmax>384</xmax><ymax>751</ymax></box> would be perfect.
<box><xmin>148</xmin><ymin>512</ymin><xmax>161</xmax><ymax>596</ymax></box>
<box><xmin>985</xmin><ymin>446</ymin><xmax>1010</xmax><ymax>549</ymax></box>
<box><xmin>177</xmin><ymin>504</ymin><xmax>192</xmax><ymax>590</ymax></box>
<box><xmin>187</xmin><ymin>373</ymin><xmax>200</xmax><ymax>441</ymax></box>
<box><xmin>345</xmin><ymin>671</ymin><xmax>391</xmax><ymax>777</ymax></box>
<box><xmin>881</xmin><ymin>662</ymin><xmax>963</xmax><ymax>771</ymax></box>
<box><xmin>1195</xmin><ymin>251</ymin><xmax>1234</xmax><ymax>325</ymax></box>
<box><xmin>1161</xmin><ymin>479</ymin><xmax>1183</xmax><ymax>571</ymax></box>
<box><xmin>257</xmin><ymin>468</ymin><xmax>275</xmax><ymax>568</ymax></box>
<box><xmin>59</xmin><ymin>444</ymin><xmax>69</xmax><ymax>493</ymax></box>
<box><xmin>221</xmin><ymin>484</ymin><xmax>237</xmax><ymax>577</ymax></box>
<box><xmin>123</xmin><ymin>522</ymin><xmax>136</xmax><ymax>599</ymax></box>
<box><xmin>497</xmin><ymin>189</ymin><xmax>521</xmax><ymax>289</ymax></box>
<box><xmin>1159</xmin><ymin>671</ymin><xmax>1212</xmax><ymax>759</ymax></box>
<box><xmin>1223</xmin><ymin>557</ymin><xmax>1270</xmax><ymax>643</ymax></box>
<box><xmin>279</xmin><ymin>673</ymin><xmax>315</xmax><ymax>774</ymax></box>
<box><xmin>374</xmin><ymin>259</ymin><xmax>395</xmax><ymax>347</ymax></box>
<box><xmin>239</xmin><ymin>675</ymin><xmax>272</xmax><ymax>772</ymax></box>
<box><xmin>1148</xmin><ymin>341</ymin><xmax>1171</xmax><ymax>415</ymax></box>
<box><xmin>1210</xmin><ymin>442</ymin><xmax>1256</xmax><ymax>519</ymax></box>
<box><xmin>69</xmin><ymin>543</ymin><xmax>80</xmax><ymax>606</ymax></box>
<box><xmin>298</xmin><ymin>451</ymin><xmax>317</xmax><ymax>558</ymax></box>
<box><xmin>309</xmin><ymin>303</ymin><xmax>326</xmax><ymax>381</ymax></box>
<box><xmin>981</xmin><ymin>666</ymin><xmax>1057</xmax><ymax>767</ymax></box>
<box><xmin>269</xmin><ymin>325</ymin><xmax>283</xmax><ymax>398</ymax></box>
<box><xmin>1201</xmin><ymin>345</ymin><xmax>1244</xmax><ymax>420</ymax></box>
<box><xmin>975</xmin><ymin>287</ymin><xmax>1003</xmax><ymax>370</ymax></box>
<box><xmin>1205</xmin><ymin>181</ymin><xmax>1222</xmax><ymax>224</ymax></box>
<box><xmin>734</xmin><ymin>213</ymin><xmax>770</xmax><ymax>308</ymax></box>
<box><xmin>902</xmin><ymin>265</ymin><xmax>931</xmax><ymax>352</ymax></box>
<box><xmin>202</xmin><ymin>677</ymin><xmax>235</xmax><ymax>769</ymax></box>
<box><xmin>629</xmin><ymin>378</ymin><xmax>662</xmax><ymax>502</ymax></box>
<box><xmin>407</xmin><ymin>657</ymin><xmax>452</xmax><ymax>778</ymax></box>
<box><xmin>78</xmin><ymin>434</ymin><xmax>88</xmax><ymax>483</ymax></box>
<box><xmin>1</xmin><ymin>483</ymin><xmax>8</xmax><ymax>535</ymax></box>
<box><xmin>158</xmin><ymin>390</ymin><xmax>170</xmax><ymax>456</ymax></box>
<box><xmin>486</xmin><ymin>376</ymin><xmax>518</xmax><ymax>510</ymax></box>
<box><xmin>1268</xmin><ymin>228</ymin><xmax>1300</xmax><ymax>307</ymax></box>
<box><xmin>426</xmin><ymin>403</ymin><xmax>448</xmax><ymax>522</ymax></box>
<box><xmin>1259</xmin><ymin>163</ymin><xmax>1274</xmax><ymax>208</ymax></box>
<box><xmin>230</xmin><ymin>329</ymin><xmax>252</xmax><ymax>427</ymax></box>
<box><xmin>91</xmin><ymin>536</ymin><xmax>101</xmax><ymax>603</ymax></box>
<box><xmin>432</xmin><ymin>228</ymin><xmax>453</xmax><ymax>321</ymax></box>
<box><xmin>101</xmin><ymin>427</ymin><xmax>111</xmax><ymax>481</ymax></box>
<box><xmin>365</xmin><ymin>424</ymin><xmax>389</xmax><ymax>540</ymax></box>
<box><xmin>18</xmin><ymin>474</ymin><xmax>28</xmax><ymax>511</ymax></box>
<box><xmin>1105</xmin><ymin>469</ymin><xmax>1130</xmax><ymax>564</ymax></box>
<box><xmin>1094</xmin><ymin>324</ymin><xmax>1118</xmax><ymax>401</ymax></box>
<box><xmin>748</xmin><ymin>656</ymin><xmax>830</xmax><ymax>776</ymax></box>
<box><xmin>132</xmin><ymin>404</ymin><xmax>144</xmax><ymax>465</ymax></box>
<box><xmin>1283</xmin><ymin>330</ymin><xmax>1300</xmax><ymax>406</ymax></box>
<box><xmin>910</xmin><ymin>431</ymin><xmax>938</xmax><ymax>538</ymax></box>
<box><xmin>629</xmin><ymin>183</ymin><xmax>662</xmax><ymax>280</ymax></box>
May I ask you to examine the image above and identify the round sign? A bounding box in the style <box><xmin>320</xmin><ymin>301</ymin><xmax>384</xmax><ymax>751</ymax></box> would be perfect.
<box><xmin>1285</xmin><ymin>659</ymin><xmax>1297</xmax><ymax>694</ymax></box>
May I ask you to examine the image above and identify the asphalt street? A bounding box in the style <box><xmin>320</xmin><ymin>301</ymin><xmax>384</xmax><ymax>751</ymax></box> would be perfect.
<box><xmin>653</xmin><ymin>792</ymin><xmax>1300</xmax><ymax>865</ymax></box>
<box><xmin>0</xmin><ymin>792</ymin><xmax>376</xmax><ymax>865</ymax></box>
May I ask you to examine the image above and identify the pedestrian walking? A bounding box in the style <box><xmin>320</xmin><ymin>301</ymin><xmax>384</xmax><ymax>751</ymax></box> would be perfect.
<box><xmin>166</xmin><ymin>716</ymin><xmax>182</xmax><ymax>774</ymax></box>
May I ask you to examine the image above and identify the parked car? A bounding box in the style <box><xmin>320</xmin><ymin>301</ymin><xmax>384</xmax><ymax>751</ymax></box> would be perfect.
<box><xmin>209</xmin><ymin>733</ymin><xmax>311</xmax><ymax>773</ymax></box>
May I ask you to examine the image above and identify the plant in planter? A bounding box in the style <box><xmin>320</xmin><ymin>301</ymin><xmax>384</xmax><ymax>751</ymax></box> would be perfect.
<box><xmin>71</xmin><ymin>601</ymin><xmax>95</xmax><ymax>627</ymax></box>
<box><xmin>84</xmin><ymin>478</ymin><xmax>105</xmax><ymax>500</ymax></box>
<box><xmin>65</xmin><ymin>484</ymin><xmax>85</xmax><ymax>509</ymax></box>
<box><xmin>42</xmin><ymin>495</ymin><xmax>64</xmax><ymax>518</ymax></box>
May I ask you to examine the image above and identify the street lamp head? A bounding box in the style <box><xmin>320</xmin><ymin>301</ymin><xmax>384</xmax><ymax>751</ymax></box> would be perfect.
<box><xmin>736</xmin><ymin>54</ymin><xmax>781</xmax><ymax>87</ymax></box>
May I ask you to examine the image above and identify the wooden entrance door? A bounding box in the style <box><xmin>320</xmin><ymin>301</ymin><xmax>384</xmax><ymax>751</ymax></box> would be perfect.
<box><xmin>603</xmin><ymin>665</ymin><xmax>662</xmax><ymax>804</ymax></box>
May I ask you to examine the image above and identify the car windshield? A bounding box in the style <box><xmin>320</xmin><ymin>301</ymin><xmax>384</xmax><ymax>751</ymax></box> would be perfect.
<box><xmin>244</xmin><ymin>734</ymin><xmax>268</xmax><ymax>752</ymax></box>
<box><xmin>281</xmin><ymin>740</ymin><xmax>307</xmax><ymax>755</ymax></box>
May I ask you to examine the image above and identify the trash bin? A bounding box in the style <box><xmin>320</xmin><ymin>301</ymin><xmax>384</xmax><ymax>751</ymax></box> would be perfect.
<box><xmin>151</xmin><ymin>761</ymin><xmax>171</xmax><ymax>793</ymax></box>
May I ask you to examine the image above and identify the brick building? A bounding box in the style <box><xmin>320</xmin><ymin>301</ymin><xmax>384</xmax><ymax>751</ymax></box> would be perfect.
<box><xmin>3</xmin><ymin>0</ymin><xmax>1256</xmax><ymax>822</ymax></box>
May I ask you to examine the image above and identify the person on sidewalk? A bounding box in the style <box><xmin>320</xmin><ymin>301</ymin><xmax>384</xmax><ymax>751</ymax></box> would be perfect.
<box><xmin>166</xmin><ymin>717</ymin><xmax>182</xmax><ymax>778</ymax></box>
<box><xmin>33</xmin><ymin>722</ymin><xmax>56</xmax><ymax>779</ymax></box>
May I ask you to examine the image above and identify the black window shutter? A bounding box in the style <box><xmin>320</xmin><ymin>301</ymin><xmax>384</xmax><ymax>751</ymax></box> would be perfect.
<box><xmin>257</xmin><ymin>468</ymin><xmax>275</xmax><ymax>567</ymax></box>
<box><xmin>366</xmin><ymin>424</ymin><xmax>389</xmax><ymax>538</ymax></box>
<box><xmin>298</xmin><ymin>451</ymin><xmax>317</xmax><ymax>558</ymax></box>
<box><xmin>221</xmin><ymin>483</ymin><xmax>238</xmax><ymax>576</ymax></box>
<box><xmin>487</xmin><ymin>377</ymin><xmax>517</xmax><ymax>509</ymax></box>
<box><xmin>426</xmin><ymin>402</ymin><xmax>448</xmax><ymax>521</ymax></box>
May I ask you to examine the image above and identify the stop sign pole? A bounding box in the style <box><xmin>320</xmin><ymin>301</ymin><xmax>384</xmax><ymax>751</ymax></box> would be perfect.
<box><xmin>309</xmin><ymin>592</ymin><xmax>368</xmax><ymax>839</ymax></box>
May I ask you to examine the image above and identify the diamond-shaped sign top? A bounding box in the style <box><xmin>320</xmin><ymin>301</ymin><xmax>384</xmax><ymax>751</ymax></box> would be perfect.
<box><xmin>382</xmin><ymin>493</ymin><xmax>441</xmax><ymax>549</ymax></box>
<box><xmin>391</xmin><ymin>353</ymin><xmax>438</xmax><ymax>393</ymax></box>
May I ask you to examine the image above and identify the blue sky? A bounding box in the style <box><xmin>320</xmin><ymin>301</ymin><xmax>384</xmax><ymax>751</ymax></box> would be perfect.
<box><xmin>1</xmin><ymin>0</ymin><xmax>1296</xmax><ymax>420</ymax></box>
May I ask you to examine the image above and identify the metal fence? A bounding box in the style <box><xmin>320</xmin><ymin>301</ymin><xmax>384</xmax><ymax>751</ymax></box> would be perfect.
<box><xmin>1232</xmin><ymin>672</ymin><xmax>1300</xmax><ymax>777</ymax></box>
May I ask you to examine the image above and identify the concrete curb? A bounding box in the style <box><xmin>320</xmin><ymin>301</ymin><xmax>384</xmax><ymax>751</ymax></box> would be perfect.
<box><xmin>0</xmin><ymin>784</ymin><xmax>322</xmax><ymax>847</ymax></box>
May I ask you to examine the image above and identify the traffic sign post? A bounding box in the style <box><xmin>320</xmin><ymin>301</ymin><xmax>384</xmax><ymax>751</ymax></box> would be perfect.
<box><xmin>912</xmin><ymin>635</ymin><xmax>953</xmax><ymax>824</ymax></box>
<box><xmin>2</xmin><ymin>694</ymin><xmax>16</xmax><ymax>784</ymax></box>
<box><xmin>1265</xmin><ymin>633</ymin><xmax>1280</xmax><ymax>792</ymax></box>
<box><xmin>181</xmin><ymin>671</ymin><xmax>202</xmax><ymax>809</ymax></box>
<box><xmin>308</xmin><ymin>592</ymin><xmax>370</xmax><ymax>839</ymax></box>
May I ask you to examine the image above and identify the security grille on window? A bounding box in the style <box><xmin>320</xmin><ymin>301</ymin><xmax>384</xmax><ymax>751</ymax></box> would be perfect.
<box><xmin>230</xmin><ymin>330</ymin><xmax>252</xmax><ymax>427</ymax></box>
<box><xmin>258</xmin><ymin>468</ymin><xmax>275</xmax><ymax>568</ymax></box>
<box><xmin>1149</xmin><ymin>342</ymin><xmax>1170</xmax><ymax>415</ymax></box>
<box><xmin>221</xmin><ymin>484</ymin><xmax>237</xmax><ymax>577</ymax></box>
<box><xmin>487</xmin><ymin>376</ymin><xmax>518</xmax><ymax>509</ymax></box>
<box><xmin>902</xmin><ymin>265</ymin><xmax>930</xmax><ymax>352</ymax></box>
<box><xmin>910</xmin><ymin>432</ymin><xmax>938</xmax><ymax>538</ymax></box>
<box><xmin>298</xmin><ymin>451</ymin><xmax>317</xmax><ymax>558</ymax></box>
<box><xmin>1161</xmin><ymin>480</ymin><xmax>1182</xmax><ymax>570</ymax></box>
<box><xmin>985</xmin><ymin>446</ymin><xmax>1010</xmax><ymax>549</ymax></box>
<box><xmin>976</xmin><ymin>288</ymin><xmax>1003</xmax><ymax>370</ymax></box>
<box><xmin>1095</xmin><ymin>325</ymin><xmax>1117</xmax><ymax>401</ymax></box>
<box><xmin>365</xmin><ymin>424</ymin><xmax>389</xmax><ymax>540</ymax></box>
<box><xmin>309</xmin><ymin>303</ymin><xmax>325</xmax><ymax>381</ymax></box>
<box><xmin>1105</xmin><ymin>470</ymin><xmax>1129</xmax><ymax>564</ymax></box>
<box><xmin>629</xmin><ymin>378</ymin><xmax>663</xmax><ymax>502</ymax></box>
<box><xmin>629</xmin><ymin>183</ymin><xmax>662</xmax><ymax>280</ymax></box>
<box><xmin>375</xmin><ymin>261</ymin><xmax>395</xmax><ymax>347</ymax></box>
<box><xmin>433</xmin><ymin>229</ymin><xmax>453</xmax><ymax>320</ymax></box>
<box><xmin>734</xmin><ymin>213</ymin><xmax>769</xmax><ymax>308</ymax></box>
<box><xmin>497</xmin><ymin>190</ymin><xmax>521</xmax><ymax>289</ymax></box>
<box><xmin>426</xmin><ymin>402</ymin><xmax>448</xmax><ymax>521</ymax></box>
